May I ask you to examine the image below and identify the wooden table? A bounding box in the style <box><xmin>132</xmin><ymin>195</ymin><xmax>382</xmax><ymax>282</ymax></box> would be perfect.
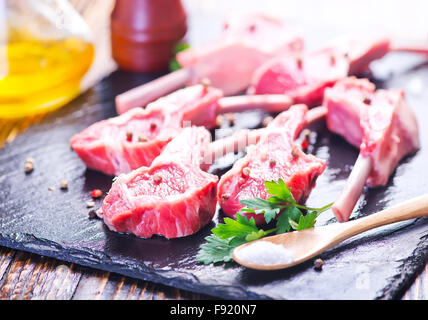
<box><xmin>0</xmin><ymin>0</ymin><xmax>426</xmax><ymax>300</ymax></box>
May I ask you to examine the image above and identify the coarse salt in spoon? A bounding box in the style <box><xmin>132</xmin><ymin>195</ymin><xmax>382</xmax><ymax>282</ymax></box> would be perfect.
<box><xmin>233</xmin><ymin>194</ymin><xmax>428</xmax><ymax>270</ymax></box>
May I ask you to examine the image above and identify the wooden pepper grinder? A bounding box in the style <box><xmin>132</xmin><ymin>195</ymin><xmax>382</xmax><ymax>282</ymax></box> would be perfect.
<box><xmin>111</xmin><ymin>0</ymin><xmax>187</xmax><ymax>73</ymax></box>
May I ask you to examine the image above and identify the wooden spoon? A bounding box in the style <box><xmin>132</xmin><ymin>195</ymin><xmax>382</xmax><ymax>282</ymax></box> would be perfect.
<box><xmin>233</xmin><ymin>194</ymin><xmax>428</xmax><ymax>270</ymax></box>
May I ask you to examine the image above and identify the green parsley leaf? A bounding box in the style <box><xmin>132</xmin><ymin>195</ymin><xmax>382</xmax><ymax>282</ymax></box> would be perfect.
<box><xmin>239</xmin><ymin>198</ymin><xmax>273</xmax><ymax>210</ymax></box>
<box><xmin>245</xmin><ymin>229</ymin><xmax>268</xmax><ymax>242</ymax></box>
<box><xmin>212</xmin><ymin>213</ymin><xmax>258</xmax><ymax>240</ymax></box>
<box><xmin>196</xmin><ymin>235</ymin><xmax>235</xmax><ymax>264</ymax></box>
<box><xmin>276</xmin><ymin>210</ymin><xmax>292</xmax><ymax>234</ymax></box>
<box><xmin>296</xmin><ymin>211</ymin><xmax>318</xmax><ymax>230</ymax></box>
<box><xmin>229</xmin><ymin>237</ymin><xmax>248</xmax><ymax>248</ymax></box>
<box><xmin>265</xmin><ymin>179</ymin><xmax>296</xmax><ymax>204</ymax></box>
<box><xmin>260</xmin><ymin>208</ymin><xmax>280</xmax><ymax>224</ymax></box>
<box><xmin>287</xmin><ymin>205</ymin><xmax>303</xmax><ymax>222</ymax></box>
<box><xmin>239</xmin><ymin>198</ymin><xmax>282</xmax><ymax>224</ymax></box>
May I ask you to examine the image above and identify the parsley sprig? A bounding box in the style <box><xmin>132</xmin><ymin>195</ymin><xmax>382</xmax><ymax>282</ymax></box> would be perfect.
<box><xmin>196</xmin><ymin>179</ymin><xmax>333</xmax><ymax>264</ymax></box>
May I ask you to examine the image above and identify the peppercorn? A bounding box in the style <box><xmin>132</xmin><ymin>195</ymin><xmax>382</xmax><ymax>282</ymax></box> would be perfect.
<box><xmin>363</xmin><ymin>97</ymin><xmax>372</xmax><ymax>105</ymax></box>
<box><xmin>225</xmin><ymin>113</ymin><xmax>235</xmax><ymax>126</ymax></box>
<box><xmin>314</xmin><ymin>258</ymin><xmax>323</xmax><ymax>271</ymax></box>
<box><xmin>221</xmin><ymin>194</ymin><xmax>230</xmax><ymax>200</ymax></box>
<box><xmin>126</xmin><ymin>131</ymin><xmax>133</xmax><ymax>141</ymax></box>
<box><xmin>215</xmin><ymin>115</ymin><xmax>224</xmax><ymax>127</ymax></box>
<box><xmin>301</xmin><ymin>139</ymin><xmax>309</xmax><ymax>150</ymax></box>
<box><xmin>24</xmin><ymin>157</ymin><xmax>34</xmax><ymax>173</ymax></box>
<box><xmin>86</xmin><ymin>201</ymin><xmax>95</xmax><ymax>208</ymax></box>
<box><xmin>296</xmin><ymin>56</ymin><xmax>303</xmax><ymax>69</ymax></box>
<box><xmin>88</xmin><ymin>210</ymin><xmax>98</xmax><ymax>220</ymax></box>
<box><xmin>91</xmin><ymin>189</ymin><xmax>103</xmax><ymax>199</ymax></box>
<box><xmin>138</xmin><ymin>135</ymin><xmax>148</xmax><ymax>143</ymax></box>
<box><xmin>242</xmin><ymin>167</ymin><xmax>251</xmax><ymax>177</ymax></box>
<box><xmin>201</xmin><ymin>77</ymin><xmax>211</xmax><ymax>89</ymax></box>
<box><xmin>302</xmin><ymin>129</ymin><xmax>311</xmax><ymax>139</ymax></box>
<box><xmin>292</xmin><ymin>146</ymin><xmax>300</xmax><ymax>158</ymax></box>
<box><xmin>153</xmin><ymin>173</ymin><xmax>163</xmax><ymax>183</ymax></box>
<box><xmin>60</xmin><ymin>179</ymin><xmax>68</xmax><ymax>190</ymax></box>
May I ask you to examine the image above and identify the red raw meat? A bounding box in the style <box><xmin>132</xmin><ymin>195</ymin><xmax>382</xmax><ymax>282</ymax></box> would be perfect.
<box><xmin>249</xmin><ymin>35</ymin><xmax>391</xmax><ymax>107</ymax></box>
<box><xmin>327</xmin><ymin>34</ymin><xmax>391</xmax><ymax>75</ymax></box>
<box><xmin>98</xmin><ymin>127</ymin><xmax>219</xmax><ymax>239</ymax></box>
<box><xmin>324</xmin><ymin>77</ymin><xmax>376</xmax><ymax>148</ymax></box>
<box><xmin>115</xmin><ymin>13</ymin><xmax>303</xmax><ymax>114</ymax></box>
<box><xmin>324</xmin><ymin>77</ymin><xmax>420</xmax><ymax>222</ymax></box>
<box><xmin>177</xmin><ymin>13</ymin><xmax>303</xmax><ymax>96</ymax></box>
<box><xmin>217</xmin><ymin>105</ymin><xmax>327</xmax><ymax>225</ymax></box>
<box><xmin>72</xmin><ymin>82</ymin><xmax>297</xmax><ymax>176</ymax></box>
<box><xmin>325</xmin><ymin>77</ymin><xmax>419</xmax><ymax>186</ymax></box>
<box><xmin>359</xmin><ymin>88</ymin><xmax>420</xmax><ymax>186</ymax></box>
<box><xmin>250</xmin><ymin>47</ymin><xmax>349</xmax><ymax>106</ymax></box>
<box><xmin>70</xmin><ymin>85</ymin><xmax>222</xmax><ymax>176</ymax></box>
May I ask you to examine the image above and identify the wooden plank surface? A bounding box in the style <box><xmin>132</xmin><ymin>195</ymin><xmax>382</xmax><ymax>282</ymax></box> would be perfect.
<box><xmin>0</xmin><ymin>247</ymin><xmax>210</xmax><ymax>300</ymax></box>
<box><xmin>0</xmin><ymin>0</ymin><xmax>425</xmax><ymax>300</ymax></box>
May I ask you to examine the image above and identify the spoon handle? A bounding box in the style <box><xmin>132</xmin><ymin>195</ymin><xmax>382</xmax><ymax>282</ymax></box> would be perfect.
<box><xmin>341</xmin><ymin>194</ymin><xmax>428</xmax><ymax>239</ymax></box>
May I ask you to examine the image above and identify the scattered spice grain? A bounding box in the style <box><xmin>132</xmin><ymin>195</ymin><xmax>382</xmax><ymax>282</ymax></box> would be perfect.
<box><xmin>301</xmin><ymin>139</ymin><xmax>309</xmax><ymax>150</ymax></box>
<box><xmin>138</xmin><ymin>135</ymin><xmax>148</xmax><ymax>143</ymax></box>
<box><xmin>225</xmin><ymin>113</ymin><xmax>235</xmax><ymax>125</ymax></box>
<box><xmin>242</xmin><ymin>167</ymin><xmax>251</xmax><ymax>177</ymax></box>
<box><xmin>314</xmin><ymin>258</ymin><xmax>324</xmax><ymax>271</ymax></box>
<box><xmin>91</xmin><ymin>189</ymin><xmax>103</xmax><ymax>199</ymax></box>
<box><xmin>88</xmin><ymin>210</ymin><xmax>98</xmax><ymax>220</ymax></box>
<box><xmin>60</xmin><ymin>179</ymin><xmax>68</xmax><ymax>190</ymax></box>
<box><xmin>86</xmin><ymin>201</ymin><xmax>95</xmax><ymax>208</ymax></box>
<box><xmin>153</xmin><ymin>173</ymin><xmax>163</xmax><ymax>183</ymax></box>
<box><xmin>24</xmin><ymin>157</ymin><xmax>34</xmax><ymax>173</ymax></box>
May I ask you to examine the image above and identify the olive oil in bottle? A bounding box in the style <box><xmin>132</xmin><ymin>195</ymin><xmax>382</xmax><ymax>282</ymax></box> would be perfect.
<box><xmin>0</xmin><ymin>0</ymin><xmax>94</xmax><ymax>118</ymax></box>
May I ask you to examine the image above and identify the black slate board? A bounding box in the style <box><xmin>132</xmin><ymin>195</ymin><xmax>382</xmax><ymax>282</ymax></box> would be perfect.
<box><xmin>1</xmin><ymin>52</ymin><xmax>428</xmax><ymax>299</ymax></box>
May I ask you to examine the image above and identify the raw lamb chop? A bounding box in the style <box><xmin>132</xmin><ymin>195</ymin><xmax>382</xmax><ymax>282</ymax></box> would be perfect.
<box><xmin>324</xmin><ymin>77</ymin><xmax>376</xmax><ymax>148</ymax></box>
<box><xmin>217</xmin><ymin>104</ymin><xmax>327</xmax><ymax>225</ymax></box>
<box><xmin>97</xmin><ymin>127</ymin><xmax>219</xmax><ymax>239</ymax></box>
<box><xmin>115</xmin><ymin>13</ymin><xmax>303</xmax><ymax>114</ymax></box>
<box><xmin>71</xmin><ymin>84</ymin><xmax>294</xmax><ymax>176</ymax></box>
<box><xmin>249</xmin><ymin>34</ymin><xmax>393</xmax><ymax>106</ymax></box>
<box><xmin>71</xmin><ymin>85</ymin><xmax>221</xmax><ymax>176</ymax></box>
<box><xmin>326</xmin><ymin>34</ymin><xmax>391</xmax><ymax>75</ymax></box>
<box><xmin>324</xmin><ymin>77</ymin><xmax>420</xmax><ymax>222</ymax></box>
<box><xmin>249</xmin><ymin>46</ymin><xmax>349</xmax><ymax>106</ymax></box>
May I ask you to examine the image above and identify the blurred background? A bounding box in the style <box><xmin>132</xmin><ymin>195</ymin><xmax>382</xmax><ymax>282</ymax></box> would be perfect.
<box><xmin>87</xmin><ymin>0</ymin><xmax>428</xmax><ymax>75</ymax></box>
<box><xmin>3</xmin><ymin>0</ymin><xmax>428</xmax><ymax>119</ymax></box>
<box><xmin>61</xmin><ymin>0</ymin><xmax>428</xmax><ymax>85</ymax></box>
<box><xmin>184</xmin><ymin>0</ymin><xmax>428</xmax><ymax>47</ymax></box>
<box><xmin>1</xmin><ymin>0</ymin><xmax>427</xmax><ymax>143</ymax></box>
